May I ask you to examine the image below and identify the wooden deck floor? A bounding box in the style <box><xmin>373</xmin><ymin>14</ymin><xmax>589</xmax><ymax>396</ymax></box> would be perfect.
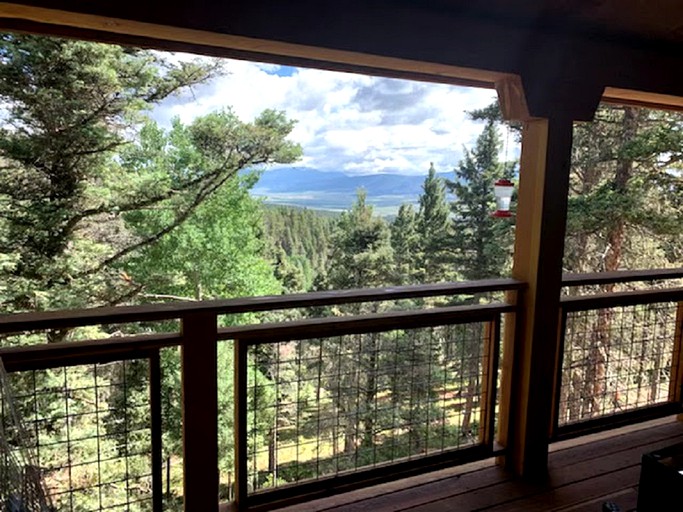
<box><xmin>278</xmin><ymin>416</ymin><xmax>683</xmax><ymax>512</ymax></box>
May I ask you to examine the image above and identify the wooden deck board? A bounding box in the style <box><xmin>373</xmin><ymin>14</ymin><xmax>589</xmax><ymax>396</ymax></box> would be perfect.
<box><xmin>278</xmin><ymin>416</ymin><xmax>683</xmax><ymax>512</ymax></box>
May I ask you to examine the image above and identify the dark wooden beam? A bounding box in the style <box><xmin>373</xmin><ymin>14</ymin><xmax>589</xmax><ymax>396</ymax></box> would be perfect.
<box><xmin>562</xmin><ymin>268</ymin><xmax>683</xmax><ymax>287</ymax></box>
<box><xmin>561</xmin><ymin>287</ymin><xmax>683</xmax><ymax>311</ymax></box>
<box><xmin>670</xmin><ymin>302</ymin><xmax>683</xmax><ymax>417</ymax></box>
<box><xmin>218</xmin><ymin>303</ymin><xmax>514</xmax><ymax>343</ymax></box>
<box><xmin>1</xmin><ymin>1</ymin><xmax>683</xmax><ymax>102</ymax></box>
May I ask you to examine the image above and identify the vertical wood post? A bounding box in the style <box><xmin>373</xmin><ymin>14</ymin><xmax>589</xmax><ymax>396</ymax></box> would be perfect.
<box><xmin>149</xmin><ymin>349</ymin><xmax>163</xmax><ymax>512</ymax></box>
<box><xmin>549</xmin><ymin>308</ymin><xmax>569</xmax><ymax>438</ymax></box>
<box><xmin>500</xmin><ymin>116</ymin><xmax>575</xmax><ymax>478</ymax></box>
<box><xmin>233</xmin><ymin>338</ymin><xmax>249</xmax><ymax>510</ymax></box>
<box><xmin>496</xmin><ymin>289</ymin><xmax>520</xmax><ymax>460</ymax></box>
<box><xmin>668</xmin><ymin>302</ymin><xmax>683</xmax><ymax>409</ymax></box>
<box><xmin>181</xmin><ymin>312</ymin><xmax>219</xmax><ymax>512</ymax></box>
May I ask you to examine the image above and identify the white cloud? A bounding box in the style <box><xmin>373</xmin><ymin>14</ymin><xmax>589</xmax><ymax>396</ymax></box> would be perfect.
<box><xmin>152</xmin><ymin>54</ymin><xmax>503</xmax><ymax>176</ymax></box>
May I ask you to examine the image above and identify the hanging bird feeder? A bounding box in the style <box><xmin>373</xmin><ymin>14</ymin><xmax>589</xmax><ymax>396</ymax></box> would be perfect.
<box><xmin>492</xmin><ymin>179</ymin><xmax>514</xmax><ymax>218</ymax></box>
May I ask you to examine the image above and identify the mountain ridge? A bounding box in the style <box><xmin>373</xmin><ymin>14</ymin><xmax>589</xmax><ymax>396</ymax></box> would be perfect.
<box><xmin>248</xmin><ymin>167</ymin><xmax>454</xmax><ymax>213</ymax></box>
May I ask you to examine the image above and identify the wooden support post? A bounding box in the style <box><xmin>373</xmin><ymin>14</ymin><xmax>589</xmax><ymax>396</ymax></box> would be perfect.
<box><xmin>496</xmin><ymin>289</ymin><xmax>520</xmax><ymax>458</ymax></box>
<box><xmin>181</xmin><ymin>312</ymin><xmax>219</xmax><ymax>512</ymax></box>
<box><xmin>668</xmin><ymin>302</ymin><xmax>683</xmax><ymax>413</ymax></box>
<box><xmin>500</xmin><ymin>116</ymin><xmax>575</xmax><ymax>478</ymax></box>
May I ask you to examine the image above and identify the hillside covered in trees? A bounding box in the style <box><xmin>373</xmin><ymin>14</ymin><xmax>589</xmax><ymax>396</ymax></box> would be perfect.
<box><xmin>1</xmin><ymin>34</ymin><xmax>682</xmax><ymax>510</ymax></box>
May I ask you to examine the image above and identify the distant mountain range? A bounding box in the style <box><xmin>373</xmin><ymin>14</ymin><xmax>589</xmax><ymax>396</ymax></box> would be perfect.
<box><xmin>249</xmin><ymin>167</ymin><xmax>454</xmax><ymax>215</ymax></box>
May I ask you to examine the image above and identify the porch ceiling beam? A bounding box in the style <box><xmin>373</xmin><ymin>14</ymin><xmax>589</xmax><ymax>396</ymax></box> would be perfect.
<box><xmin>1</xmin><ymin>1</ymin><xmax>683</xmax><ymax>104</ymax></box>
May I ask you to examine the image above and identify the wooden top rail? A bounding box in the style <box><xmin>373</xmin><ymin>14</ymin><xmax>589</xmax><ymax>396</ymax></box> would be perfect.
<box><xmin>218</xmin><ymin>302</ymin><xmax>514</xmax><ymax>344</ymax></box>
<box><xmin>0</xmin><ymin>278</ymin><xmax>524</xmax><ymax>335</ymax></box>
<box><xmin>562</xmin><ymin>268</ymin><xmax>683</xmax><ymax>287</ymax></box>
<box><xmin>561</xmin><ymin>287</ymin><xmax>683</xmax><ymax>312</ymax></box>
<box><xmin>0</xmin><ymin>332</ymin><xmax>181</xmax><ymax>372</ymax></box>
<box><xmin>0</xmin><ymin>301</ymin><xmax>514</xmax><ymax>370</ymax></box>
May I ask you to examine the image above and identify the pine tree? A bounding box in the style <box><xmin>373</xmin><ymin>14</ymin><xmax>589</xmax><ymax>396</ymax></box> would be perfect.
<box><xmin>446</xmin><ymin>119</ymin><xmax>514</xmax><ymax>436</ymax></box>
<box><xmin>447</xmin><ymin>120</ymin><xmax>514</xmax><ymax>282</ymax></box>
<box><xmin>390</xmin><ymin>204</ymin><xmax>420</xmax><ymax>284</ymax></box>
<box><xmin>417</xmin><ymin>163</ymin><xmax>452</xmax><ymax>282</ymax></box>
<box><xmin>316</xmin><ymin>191</ymin><xmax>395</xmax><ymax>457</ymax></box>
<box><xmin>565</xmin><ymin>105</ymin><xmax>683</xmax><ymax>274</ymax></box>
<box><xmin>325</xmin><ymin>190</ymin><xmax>394</xmax><ymax>290</ymax></box>
<box><xmin>0</xmin><ymin>35</ymin><xmax>301</xmax><ymax>317</ymax></box>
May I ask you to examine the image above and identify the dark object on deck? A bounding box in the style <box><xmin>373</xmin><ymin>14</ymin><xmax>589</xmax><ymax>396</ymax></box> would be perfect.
<box><xmin>637</xmin><ymin>442</ymin><xmax>683</xmax><ymax>512</ymax></box>
<box><xmin>602</xmin><ymin>502</ymin><xmax>621</xmax><ymax>512</ymax></box>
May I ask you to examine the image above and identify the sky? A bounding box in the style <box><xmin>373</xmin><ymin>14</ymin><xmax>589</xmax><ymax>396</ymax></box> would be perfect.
<box><xmin>152</xmin><ymin>55</ymin><xmax>509</xmax><ymax>176</ymax></box>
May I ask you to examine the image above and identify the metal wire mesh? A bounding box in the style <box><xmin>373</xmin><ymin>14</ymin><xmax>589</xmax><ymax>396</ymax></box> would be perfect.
<box><xmin>242</xmin><ymin>322</ymin><xmax>491</xmax><ymax>492</ymax></box>
<box><xmin>0</xmin><ymin>359</ymin><xmax>53</xmax><ymax>511</ymax></box>
<box><xmin>558</xmin><ymin>302</ymin><xmax>680</xmax><ymax>425</ymax></box>
<box><xmin>2</xmin><ymin>361</ymin><xmax>154</xmax><ymax>511</ymax></box>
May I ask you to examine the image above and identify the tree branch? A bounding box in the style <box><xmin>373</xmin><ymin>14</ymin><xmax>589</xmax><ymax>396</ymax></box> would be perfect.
<box><xmin>79</xmin><ymin>167</ymin><xmax>239</xmax><ymax>276</ymax></box>
<box><xmin>140</xmin><ymin>293</ymin><xmax>198</xmax><ymax>302</ymax></box>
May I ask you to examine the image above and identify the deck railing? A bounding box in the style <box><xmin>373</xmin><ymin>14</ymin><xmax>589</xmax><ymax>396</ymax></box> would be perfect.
<box><xmin>0</xmin><ymin>278</ymin><xmax>522</xmax><ymax>511</ymax></box>
<box><xmin>1</xmin><ymin>271</ymin><xmax>682</xmax><ymax>510</ymax></box>
<box><xmin>225</xmin><ymin>302</ymin><xmax>512</xmax><ymax>510</ymax></box>
<box><xmin>0</xmin><ymin>337</ymin><xmax>173</xmax><ymax>511</ymax></box>
<box><xmin>552</xmin><ymin>269</ymin><xmax>683</xmax><ymax>440</ymax></box>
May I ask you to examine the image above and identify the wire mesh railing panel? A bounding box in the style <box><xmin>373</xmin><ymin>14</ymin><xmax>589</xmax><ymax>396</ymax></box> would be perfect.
<box><xmin>558</xmin><ymin>302</ymin><xmax>680</xmax><ymax>426</ymax></box>
<box><xmin>2</xmin><ymin>360</ymin><xmax>154</xmax><ymax>511</ymax></box>
<box><xmin>243</xmin><ymin>322</ymin><xmax>492</xmax><ymax>492</ymax></box>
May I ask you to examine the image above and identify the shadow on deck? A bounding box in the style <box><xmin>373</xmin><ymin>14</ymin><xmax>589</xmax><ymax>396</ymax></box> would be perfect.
<box><xmin>278</xmin><ymin>416</ymin><xmax>683</xmax><ymax>512</ymax></box>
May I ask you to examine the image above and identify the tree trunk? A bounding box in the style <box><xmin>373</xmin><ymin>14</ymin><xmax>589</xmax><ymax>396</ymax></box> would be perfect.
<box><xmin>344</xmin><ymin>418</ymin><xmax>356</xmax><ymax>454</ymax></box>
<box><xmin>362</xmin><ymin>334</ymin><xmax>379</xmax><ymax>447</ymax></box>
<box><xmin>585</xmin><ymin>106</ymin><xmax>638</xmax><ymax>417</ymax></box>
<box><xmin>460</xmin><ymin>331</ymin><xmax>481</xmax><ymax>438</ymax></box>
<box><xmin>267</xmin><ymin>423</ymin><xmax>277</xmax><ymax>477</ymax></box>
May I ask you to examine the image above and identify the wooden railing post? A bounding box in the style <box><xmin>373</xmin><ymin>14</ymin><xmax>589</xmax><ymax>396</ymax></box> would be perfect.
<box><xmin>549</xmin><ymin>307</ymin><xmax>569</xmax><ymax>438</ymax></box>
<box><xmin>668</xmin><ymin>302</ymin><xmax>683</xmax><ymax>416</ymax></box>
<box><xmin>233</xmin><ymin>337</ymin><xmax>248</xmax><ymax>511</ymax></box>
<box><xmin>496</xmin><ymin>289</ymin><xmax>520</xmax><ymax>461</ymax></box>
<box><xmin>181</xmin><ymin>312</ymin><xmax>219</xmax><ymax>512</ymax></box>
<box><xmin>149</xmin><ymin>349</ymin><xmax>163</xmax><ymax>512</ymax></box>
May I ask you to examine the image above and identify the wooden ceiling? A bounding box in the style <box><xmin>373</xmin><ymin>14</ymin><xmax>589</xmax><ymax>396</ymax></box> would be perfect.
<box><xmin>424</xmin><ymin>1</ymin><xmax>683</xmax><ymax>44</ymax></box>
<box><xmin>0</xmin><ymin>0</ymin><xmax>681</xmax><ymax>117</ymax></box>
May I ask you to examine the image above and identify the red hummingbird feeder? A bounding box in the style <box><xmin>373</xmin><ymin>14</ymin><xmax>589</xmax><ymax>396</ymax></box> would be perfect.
<box><xmin>492</xmin><ymin>179</ymin><xmax>514</xmax><ymax>218</ymax></box>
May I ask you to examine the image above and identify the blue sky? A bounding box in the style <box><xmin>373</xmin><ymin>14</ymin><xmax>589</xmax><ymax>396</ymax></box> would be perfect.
<box><xmin>152</xmin><ymin>56</ymin><xmax>512</xmax><ymax>176</ymax></box>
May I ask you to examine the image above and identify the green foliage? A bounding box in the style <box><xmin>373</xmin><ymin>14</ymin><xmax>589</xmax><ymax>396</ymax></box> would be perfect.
<box><xmin>416</xmin><ymin>163</ymin><xmax>452</xmax><ymax>282</ymax></box>
<box><xmin>262</xmin><ymin>206</ymin><xmax>334</xmax><ymax>292</ymax></box>
<box><xmin>0</xmin><ymin>34</ymin><xmax>301</xmax><ymax>315</ymax></box>
<box><xmin>0</xmin><ymin>34</ymin><xmax>223</xmax><ymax>313</ymax></box>
<box><xmin>390</xmin><ymin>204</ymin><xmax>420</xmax><ymax>284</ymax></box>
<box><xmin>324</xmin><ymin>190</ymin><xmax>394</xmax><ymax>290</ymax></box>
<box><xmin>124</xmin><ymin>173</ymin><xmax>281</xmax><ymax>302</ymax></box>
<box><xmin>565</xmin><ymin>105</ymin><xmax>683</xmax><ymax>272</ymax></box>
<box><xmin>447</xmin><ymin>120</ymin><xmax>515</xmax><ymax>281</ymax></box>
